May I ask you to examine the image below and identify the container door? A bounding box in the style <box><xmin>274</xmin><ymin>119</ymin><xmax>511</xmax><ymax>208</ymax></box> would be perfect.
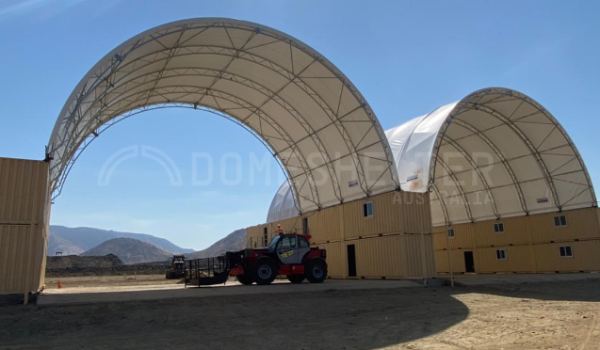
<box><xmin>347</xmin><ymin>244</ymin><xmax>357</xmax><ymax>277</ymax></box>
<box><xmin>464</xmin><ymin>251</ymin><xmax>475</xmax><ymax>273</ymax></box>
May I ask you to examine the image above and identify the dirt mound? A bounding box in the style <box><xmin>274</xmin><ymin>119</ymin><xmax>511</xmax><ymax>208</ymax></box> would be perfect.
<box><xmin>46</xmin><ymin>254</ymin><xmax>123</xmax><ymax>269</ymax></box>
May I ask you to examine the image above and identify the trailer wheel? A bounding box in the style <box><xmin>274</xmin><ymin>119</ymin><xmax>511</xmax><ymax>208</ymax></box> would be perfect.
<box><xmin>305</xmin><ymin>258</ymin><xmax>327</xmax><ymax>283</ymax></box>
<box><xmin>252</xmin><ymin>257</ymin><xmax>277</xmax><ymax>285</ymax></box>
<box><xmin>236</xmin><ymin>273</ymin><xmax>254</xmax><ymax>285</ymax></box>
<box><xmin>287</xmin><ymin>275</ymin><xmax>304</xmax><ymax>284</ymax></box>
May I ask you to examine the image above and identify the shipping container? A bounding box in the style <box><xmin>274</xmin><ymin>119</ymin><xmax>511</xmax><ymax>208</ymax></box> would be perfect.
<box><xmin>342</xmin><ymin>192</ymin><xmax>403</xmax><ymax>239</ymax></box>
<box><xmin>302</xmin><ymin>205</ymin><xmax>342</xmax><ymax>243</ymax></box>
<box><xmin>402</xmin><ymin>192</ymin><xmax>433</xmax><ymax>234</ymax></box>
<box><xmin>0</xmin><ymin>224</ymin><xmax>47</xmax><ymax>294</ymax></box>
<box><xmin>346</xmin><ymin>235</ymin><xmax>404</xmax><ymax>278</ymax></box>
<box><xmin>434</xmin><ymin>249</ymin><xmax>468</xmax><ymax>274</ymax></box>
<box><xmin>403</xmin><ymin>232</ymin><xmax>436</xmax><ymax>278</ymax></box>
<box><xmin>475</xmin><ymin>245</ymin><xmax>534</xmax><ymax>273</ymax></box>
<box><xmin>0</xmin><ymin>157</ymin><xmax>49</xmax><ymax>225</ymax></box>
<box><xmin>472</xmin><ymin>217</ymin><xmax>531</xmax><ymax>248</ymax></box>
<box><xmin>529</xmin><ymin>208</ymin><xmax>600</xmax><ymax>244</ymax></box>
<box><xmin>533</xmin><ymin>240</ymin><xmax>600</xmax><ymax>272</ymax></box>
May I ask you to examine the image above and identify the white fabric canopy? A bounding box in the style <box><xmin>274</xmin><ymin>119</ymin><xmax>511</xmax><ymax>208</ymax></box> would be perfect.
<box><xmin>48</xmin><ymin>18</ymin><xmax>399</xmax><ymax>213</ymax></box>
<box><xmin>267</xmin><ymin>88</ymin><xmax>597</xmax><ymax>226</ymax></box>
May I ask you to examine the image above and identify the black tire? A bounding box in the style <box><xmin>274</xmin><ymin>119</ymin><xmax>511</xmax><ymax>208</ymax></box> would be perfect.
<box><xmin>305</xmin><ymin>258</ymin><xmax>327</xmax><ymax>283</ymax></box>
<box><xmin>165</xmin><ymin>271</ymin><xmax>173</xmax><ymax>279</ymax></box>
<box><xmin>252</xmin><ymin>257</ymin><xmax>278</xmax><ymax>285</ymax></box>
<box><xmin>287</xmin><ymin>275</ymin><xmax>305</xmax><ymax>284</ymax></box>
<box><xmin>236</xmin><ymin>273</ymin><xmax>254</xmax><ymax>285</ymax></box>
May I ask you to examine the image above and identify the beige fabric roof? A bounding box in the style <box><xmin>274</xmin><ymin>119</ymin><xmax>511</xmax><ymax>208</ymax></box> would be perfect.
<box><xmin>48</xmin><ymin>18</ymin><xmax>399</xmax><ymax>213</ymax></box>
<box><xmin>267</xmin><ymin>88</ymin><xmax>597</xmax><ymax>226</ymax></box>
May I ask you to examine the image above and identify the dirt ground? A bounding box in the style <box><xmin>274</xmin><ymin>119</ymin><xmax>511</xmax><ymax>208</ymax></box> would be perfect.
<box><xmin>1</xmin><ymin>279</ymin><xmax>600</xmax><ymax>350</ymax></box>
<box><xmin>43</xmin><ymin>274</ymin><xmax>180</xmax><ymax>289</ymax></box>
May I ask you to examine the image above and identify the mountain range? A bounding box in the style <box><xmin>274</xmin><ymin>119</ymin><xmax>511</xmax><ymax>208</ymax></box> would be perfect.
<box><xmin>80</xmin><ymin>238</ymin><xmax>173</xmax><ymax>264</ymax></box>
<box><xmin>48</xmin><ymin>225</ymin><xmax>194</xmax><ymax>256</ymax></box>
<box><xmin>49</xmin><ymin>225</ymin><xmax>248</xmax><ymax>264</ymax></box>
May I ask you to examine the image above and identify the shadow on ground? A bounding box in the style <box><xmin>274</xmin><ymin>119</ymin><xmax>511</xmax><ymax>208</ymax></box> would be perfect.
<box><xmin>0</xmin><ymin>286</ymin><xmax>468</xmax><ymax>350</ymax></box>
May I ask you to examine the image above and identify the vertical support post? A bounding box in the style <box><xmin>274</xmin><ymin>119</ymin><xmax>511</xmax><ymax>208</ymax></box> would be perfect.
<box><xmin>420</xmin><ymin>217</ymin><xmax>428</xmax><ymax>286</ymax></box>
<box><xmin>339</xmin><ymin>205</ymin><xmax>347</xmax><ymax>279</ymax></box>
<box><xmin>445</xmin><ymin>227</ymin><xmax>454</xmax><ymax>287</ymax></box>
<box><xmin>23</xmin><ymin>293</ymin><xmax>29</xmax><ymax>305</ymax></box>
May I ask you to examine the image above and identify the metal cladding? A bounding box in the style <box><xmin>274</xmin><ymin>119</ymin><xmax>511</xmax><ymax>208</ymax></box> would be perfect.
<box><xmin>0</xmin><ymin>158</ymin><xmax>49</xmax><ymax>294</ymax></box>
<box><xmin>48</xmin><ymin>18</ymin><xmax>399</xmax><ymax>213</ymax></box>
<box><xmin>267</xmin><ymin>88</ymin><xmax>597</xmax><ymax>227</ymax></box>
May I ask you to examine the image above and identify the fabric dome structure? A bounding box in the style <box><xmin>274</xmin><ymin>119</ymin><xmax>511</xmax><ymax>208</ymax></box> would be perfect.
<box><xmin>267</xmin><ymin>87</ymin><xmax>597</xmax><ymax>226</ymax></box>
<box><xmin>47</xmin><ymin>18</ymin><xmax>399</xmax><ymax>214</ymax></box>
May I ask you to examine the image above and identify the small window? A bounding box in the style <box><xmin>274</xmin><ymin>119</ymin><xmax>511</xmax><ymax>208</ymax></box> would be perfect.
<box><xmin>302</xmin><ymin>217</ymin><xmax>309</xmax><ymax>235</ymax></box>
<box><xmin>263</xmin><ymin>227</ymin><xmax>268</xmax><ymax>247</ymax></box>
<box><xmin>559</xmin><ymin>245</ymin><xmax>573</xmax><ymax>258</ymax></box>
<box><xmin>496</xmin><ymin>249</ymin><xmax>507</xmax><ymax>260</ymax></box>
<box><xmin>447</xmin><ymin>228</ymin><xmax>455</xmax><ymax>238</ymax></box>
<box><xmin>494</xmin><ymin>223</ymin><xmax>504</xmax><ymax>234</ymax></box>
<box><xmin>554</xmin><ymin>215</ymin><xmax>567</xmax><ymax>227</ymax></box>
<box><xmin>298</xmin><ymin>236</ymin><xmax>309</xmax><ymax>248</ymax></box>
<box><xmin>363</xmin><ymin>202</ymin><xmax>374</xmax><ymax>218</ymax></box>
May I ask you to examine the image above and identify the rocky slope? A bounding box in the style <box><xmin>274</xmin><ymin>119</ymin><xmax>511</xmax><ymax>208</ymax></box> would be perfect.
<box><xmin>188</xmin><ymin>228</ymin><xmax>247</xmax><ymax>259</ymax></box>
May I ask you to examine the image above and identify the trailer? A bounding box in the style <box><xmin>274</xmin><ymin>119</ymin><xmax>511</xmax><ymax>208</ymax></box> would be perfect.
<box><xmin>185</xmin><ymin>234</ymin><xmax>327</xmax><ymax>286</ymax></box>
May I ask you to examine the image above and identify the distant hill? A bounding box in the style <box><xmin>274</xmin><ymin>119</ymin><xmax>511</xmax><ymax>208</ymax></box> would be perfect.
<box><xmin>48</xmin><ymin>225</ymin><xmax>194</xmax><ymax>256</ymax></box>
<box><xmin>81</xmin><ymin>238</ymin><xmax>173</xmax><ymax>264</ymax></box>
<box><xmin>188</xmin><ymin>228</ymin><xmax>247</xmax><ymax>259</ymax></box>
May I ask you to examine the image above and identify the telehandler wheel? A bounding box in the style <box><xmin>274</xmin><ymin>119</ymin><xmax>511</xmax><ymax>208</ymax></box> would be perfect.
<box><xmin>252</xmin><ymin>257</ymin><xmax>278</xmax><ymax>285</ymax></box>
<box><xmin>287</xmin><ymin>275</ymin><xmax>305</xmax><ymax>284</ymax></box>
<box><xmin>236</xmin><ymin>273</ymin><xmax>254</xmax><ymax>285</ymax></box>
<box><xmin>305</xmin><ymin>258</ymin><xmax>327</xmax><ymax>283</ymax></box>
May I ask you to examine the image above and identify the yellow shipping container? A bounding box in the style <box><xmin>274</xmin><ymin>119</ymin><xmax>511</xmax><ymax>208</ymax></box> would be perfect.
<box><xmin>0</xmin><ymin>224</ymin><xmax>47</xmax><ymax>294</ymax></box>
<box><xmin>0</xmin><ymin>157</ymin><xmax>49</xmax><ymax>225</ymax></box>
<box><xmin>403</xmin><ymin>232</ymin><xmax>436</xmax><ymax>278</ymax></box>
<box><xmin>347</xmin><ymin>235</ymin><xmax>403</xmax><ymax>278</ymax></box>
<box><xmin>342</xmin><ymin>192</ymin><xmax>402</xmax><ymax>239</ymax></box>
<box><xmin>472</xmin><ymin>217</ymin><xmax>530</xmax><ymax>248</ymax></box>
<box><xmin>533</xmin><ymin>240</ymin><xmax>600</xmax><ymax>272</ymax></box>
<box><xmin>303</xmin><ymin>205</ymin><xmax>341</xmax><ymax>243</ymax></box>
<box><xmin>434</xmin><ymin>249</ymin><xmax>468</xmax><ymax>274</ymax></box>
<box><xmin>475</xmin><ymin>245</ymin><xmax>534</xmax><ymax>273</ymax></box>
<box><xmin>447</xmin><ymin>224</ymin><xmax>476</xmax><ymax>250</ymax></box>
<box><xmin>402</xmin><ymin>192</ymin><xmax>433</xmax><ymax>234</ymax></box>
<box><xmin>529</xmin><ymin>208</ymin><xmax>600</xmax><ymax>243</ymax></box>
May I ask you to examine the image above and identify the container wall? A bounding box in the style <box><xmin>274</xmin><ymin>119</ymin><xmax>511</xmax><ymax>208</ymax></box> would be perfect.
<box><xmin>342</xmin><ymin>192</ymin><xmax>403</xmax><ymax>239</ymax></box>
<box><xmin>434</xmin><ymin>250</ymin><xmax>467</xmax><ymax>273</ymax></box>
<box><xmin>475</xmin><ymin>246</ymin><xmax>534</xmax><ymax>273</ymax></box>
<box><xmin>472</xmin><ymin>217</ymin><xmax>531</xmax><ymax>248</ymax></box>
<box><xmin>529</xmin><ymin>208</ymin><xmax>600</xmax><ymax>243</ymax></box>
<box><xmin>304</xmin><ymin>205</ymin><xmax>342</xmax><ymax>243</ymax></box>
<box><xmin>534</xmin><ymin>241</ymin><xmax>600</xmax><ymax>272</ymax></box>
<box><xmin>0</xmin><ymin>157</ymin><xmax>49</xmax><ymax>225</ymax></box>
<box><xmin>403</xmin><ymin>232</ymin><xmax>436</xmax><ymax>278</ymax></box>
<box><xmin>402</xmin><ymin>192</ymin><xmax>433</xmax><ymax>234</ymax></box>
<box><xmin>247</xmin><ymin>190</ymin><xmax>436</xmax><ymax>279</ymax></box>
<box><xmin>0</xmin><ymin>224</ymin><xmax>47</xmax><ymax>294</ymax></box>
<box><xmin>315</xmin><ymin>241</ymin><xmax>344</xmax><ymax>278</ymax></box>
<box><xmin>347</xmin><ymin>235</ymin><xmax>404</xmax><ymax>278</ymax></box>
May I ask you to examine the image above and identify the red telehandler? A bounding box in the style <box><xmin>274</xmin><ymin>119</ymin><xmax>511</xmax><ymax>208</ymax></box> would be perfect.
<box><xmin>185</xmin><ymin>234</ymin><xmax>327</xmax><ymax>286</ymax></box>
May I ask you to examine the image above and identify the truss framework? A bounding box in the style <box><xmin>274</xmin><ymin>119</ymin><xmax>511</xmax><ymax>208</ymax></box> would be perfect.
<box><xmin>48</xmin><ymin>18</ymin><xmax>399</xmax><ymax>213</ymax></box>
<box><xmin>266</xmin><ymin>87</ymin><xmax>597</xmax><ymax>226</ymax></box>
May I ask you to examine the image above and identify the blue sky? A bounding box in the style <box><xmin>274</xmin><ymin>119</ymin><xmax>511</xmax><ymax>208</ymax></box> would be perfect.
<box><xmin>0</xmin><ymin>0</ymin><xmax>599</xmax><ymax>250</ymax></box>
